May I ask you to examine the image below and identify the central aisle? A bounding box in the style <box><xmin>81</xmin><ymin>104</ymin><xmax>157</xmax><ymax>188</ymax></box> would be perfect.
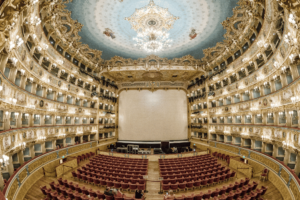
<box><xmin>146</xmin><ymin>161</ymin><xmax>162</xmax><ymax>200</ymax></box>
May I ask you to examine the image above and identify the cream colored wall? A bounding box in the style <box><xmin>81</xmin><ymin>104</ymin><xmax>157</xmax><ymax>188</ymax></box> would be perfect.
<box><xmin>118</xmin><ymin>90</ymin><xmax>188</xmax><ymax>141</ymax></box>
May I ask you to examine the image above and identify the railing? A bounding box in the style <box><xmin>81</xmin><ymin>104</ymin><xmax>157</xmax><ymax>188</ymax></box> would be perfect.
<box><xmin>3</xmin><ymin>141</ymin><xmax>97</xmax><ymax>199</ymax></box>
<box><xmin>206</xmin><ymin>140</ymin><xmax>300</xmax><ymax>199</ymax></box>
<box><xmin>100</xmin><ymin>148</ymin><xmax>208</xmax><ymax>157</ymax></box>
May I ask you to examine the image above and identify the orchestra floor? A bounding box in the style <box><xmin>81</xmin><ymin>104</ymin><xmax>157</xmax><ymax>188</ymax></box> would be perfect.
<box><xmin>24</xmin><ymin>158</ymin><xmax>283</xmax><ymax>200</ymax></box>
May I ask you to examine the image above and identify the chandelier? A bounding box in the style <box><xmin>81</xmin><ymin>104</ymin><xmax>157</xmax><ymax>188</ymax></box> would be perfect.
<box><xmin>126</xmin><ymin>0</ymin><xmax>179</xmax><ymax>53</ymax></box>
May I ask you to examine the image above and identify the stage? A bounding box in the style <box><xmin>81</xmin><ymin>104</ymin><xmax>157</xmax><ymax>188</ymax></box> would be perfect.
<box><xmin>115</xmin><ymin>140</ymin><xmax>190</xmax><ymax>149</ymax></box>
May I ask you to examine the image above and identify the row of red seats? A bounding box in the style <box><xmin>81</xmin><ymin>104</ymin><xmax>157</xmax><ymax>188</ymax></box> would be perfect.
<box><xmin>159</xmin><ymin>159</ymin><xmax>217</xmax><ymax>165</ymax></box>
<box><xmin>158</xmin><ymin>154</ymin><xmax>212</xmax><ymax>163</ymax></box>
<box><xmin>212</xmin><ymin>152</ymin><xmax>230</xmax><ymax>165</ymax></box>
<box><xmin>160</xmin><ymin>161</ymin><xmax>218</xmax><ymax>168</ymax></box>
<box><xmin>170</xmin><ymin>180</ymin><xmax>266</xmax><ymax>200</ymax></box>
<box><xmin>160</xmin><ymin>164</ymin><xmax>226</xmax><ymax>174</ymax></box>
<box><xmin>91</xmin><ymin>154</ymin><xmax>148</xmax><ymax>163</ymax></box>
<box><xmin>161</xmin><ymin>169</ymin><xmax>234</xmax><ymax>183</ymax></box>
<box><xmin>162</xmin><ymin>171</ymin><xmax>236</xmax><ymax>191</ymax></box>
<box><xmin>73</xmin><ymin>170</ymin><xmax>147</xmax><ymax>185</ymax></box>
<box><xmin>76</xmin><ymin>152</ymin><xmax>95</xmax><ymax>164</ymax></box>
<box><xmin>79</xmin><ymin>166</ymin><xmax>147</xmax><ymax>177</ymax></box>
<box><xmin>74</xmin><ymin>171</ymin><xmax>146</xmax><ymax>181</ymax></box>
<box><xmin>40</xmin><ymin>179</ymin><xmax>105</xmax><ymax>200</ymax></box>
<box><xmin>86</xmin><ymin>163</ymin><xmax>148</xmax><ymax>170</ymax></box>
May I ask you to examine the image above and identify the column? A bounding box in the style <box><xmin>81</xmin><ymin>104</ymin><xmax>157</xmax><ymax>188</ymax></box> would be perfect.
<box><xmin>294</xmin><ymin>154</ymin><xmax>300</xmax><ymax>176</ymax></box>
<box><xmin>8</xmin><ymin>67</ymin><xmax>17</xmax><ymax>82</ymax></box>
<box><xmin>7</xmin><ymin>154</ymin><xmax>14</xmax><ymax>176</ymax></box>
<box><xmin>244</xmin><ymin>68</ymin><xmax>249</xmax><ymax>76</ymax></box>
<box><xmin>20</xmin><ymin>75</ymin><xmax>28</xmax><ymax>89</ymax></box>
<box><xmin>280</xmin><ymin>73</ymin><xmax>288</xmax><ymax>87</ymax></box>
<box><xmin>272</xmin><ymin>144</ymin><xmax>278</xmax><ymax>159</ymax></box>
<box><xmin>57</xmin><ymin>69</ymin><xmax>62</xmax><ymax>78</ymax></box>
<box><xmin>283</xmin><ymin>149</ymin><xmax>290</xmax><ymax>165</ymax></box>
<box><xmin>274</xmin><ymin>112</ymin><xmax>279</xmax><ymax>126</ymax></box>
<box><xmin>270</xmin><ymin>80</ymin><xmax>276</xmax><ymax>92</ymax></box>
<box><xmin>251</xmin><ymin>139</ymin><xmax>255</xmax><ymax>149</ymax></box>
<box><xmin>42</xmin><ymin>87</ymin><xmax>47</xmax><ymax>98</ymax></box>
<box><xmin>17</xmin><ymin>150</ymin><xmax>24</xmax><ymax>165</ymax></box>
<box><xmin>261</xmin><ymin>142</ymin><xmax>266</xmax><ymax>153</ymax></box>
<box><xmin>66</xmin><ymin>74</ymin><xmax>71</xmax><ymax>82</ymax></box>
<box><xmin>253</xmin><ymin>62</ymin><xmax>258</xmax><ymax>70</ymax></box>
<box><xmin>40</xmin><ymin>115</ymin><xmax>45</xmax><ymax>126</ymax></box>
<box><xmin>290</xmin><ymin>65</ymin><xmax>299</xmax><ymax>80</ymax></box>
<box><xmin>16</xmin><ymin>112</ymin><xmax>22</xmax><ymax>128</ymax></box>
<box><xmin>31</xmin><ymin>82</ymin><xmax>37</xmax><ymax>95</ymax></box>
<box><xmin>0</xmin><ymin>53</ymin><xmax>9</xmax><ymax>72</ymax></box>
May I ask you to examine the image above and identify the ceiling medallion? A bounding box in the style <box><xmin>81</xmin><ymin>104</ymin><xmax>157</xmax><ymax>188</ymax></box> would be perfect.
<box><xmin>125</xmin><ymin>0</ymin><xmax>179</xmax><ymax>53</ymax></box>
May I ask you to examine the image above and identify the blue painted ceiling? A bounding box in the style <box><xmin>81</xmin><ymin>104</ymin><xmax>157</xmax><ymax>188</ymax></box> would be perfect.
<box><xmin>65</xmin><ymin>0</ymin><xmax>239</xmax><ymax>60</ymax></box>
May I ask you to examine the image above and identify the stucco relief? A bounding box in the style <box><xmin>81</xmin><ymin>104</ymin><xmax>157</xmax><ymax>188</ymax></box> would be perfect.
<box><xmin>253</xmin><ymin>127</ymin><xmax>261</xmax><ymax>135</ymax></box>
<box><xmin>3</xmin><ymin>135</ymin><xmax>11</xmax><ymax>150</ymax></box>
<box><xmin>263</xmin><ymin>128</ymin><xmax>272</xmax><ymax>138</ymax></box>
<box><xmin>232</xmin><ymin>127</ymin><xmax>239</xmax><ymax>132</ymax></box>
<box><xmin>282</xmin><ymin>89</ymin><xmax>293</xmax><ymax>102</ymax></box>
<box><xmin>274</xmin><ymin>129</ymin><xmax>282</xmax><ymax>139</ymax></box>
<box><xmin>27</xmin><ymin>130</ymin><xmax>35</xmax><ymax>139</ymax></box>
<box><xmin>239</xmin><ymin>103</ymin><xmax>249</xmax><ymax>110</ymax></box>
<box><xmin>15</xmin><ymin>91</ymin><xmax>26</xmax><ymax>104</ymax></box>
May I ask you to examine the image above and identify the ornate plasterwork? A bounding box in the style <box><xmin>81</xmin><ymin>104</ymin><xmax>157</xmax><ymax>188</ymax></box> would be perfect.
<box><xmin>202</xmin><ymin>0</ymin><xmax>264</xmax><ymax>69</ymax></box>
<box><xmin>125</xmin><ymin>0</ymin><xmax>179</xmax><ymax>32</ymax></box>
<box><xmin>102</xmin><ymin>55</ymin><xmax>204</xmax><ymax>82</ymax></box>
<box><xmin>40</xmin><ymin>0</ymin><xmax>103</xmax><ymax>69</ymax></box>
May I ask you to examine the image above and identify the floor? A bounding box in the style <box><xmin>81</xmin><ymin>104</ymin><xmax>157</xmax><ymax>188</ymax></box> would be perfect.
<box><xmin>24</xmin><ymin>157</ymin><xmax>283</xmax><ymax>200</ymax></box>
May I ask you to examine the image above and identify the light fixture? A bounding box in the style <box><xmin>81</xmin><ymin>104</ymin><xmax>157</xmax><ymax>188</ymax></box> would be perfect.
<box><xmin>126</xmin><ymin>0</ymin><xmax>179</xmax><ymax>53</ymax></box>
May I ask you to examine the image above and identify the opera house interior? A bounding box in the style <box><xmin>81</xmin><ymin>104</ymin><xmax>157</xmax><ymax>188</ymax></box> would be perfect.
<box><xmin>1</xmin><ymin>0</ymin><xmax>300</xmax><ymax>199</ymax></box>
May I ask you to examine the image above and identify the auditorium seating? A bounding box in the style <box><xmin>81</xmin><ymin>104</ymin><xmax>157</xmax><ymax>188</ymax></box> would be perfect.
<box><xmin>72</xmin><ymin>154</ymin><xmax>148</xmax><ymax>192</ymax></box>
<box><xmin>212</xmin><ymin>152</ymin><xmax>230</xmax><ymax>165</ymax></box>
<box><xmin>168</xmin><ymin>180</ymin><xmax>266</xmax><ymax>200</ymax></box>
<box><xmin>76</xmin><ymin>152</ymin><xmax>95</xmax><ymax>164</ymax></box>
<box><xmin>159</xmin><ymin>154</ymin><xmax>236</xmax><ymax>191</ymax></box>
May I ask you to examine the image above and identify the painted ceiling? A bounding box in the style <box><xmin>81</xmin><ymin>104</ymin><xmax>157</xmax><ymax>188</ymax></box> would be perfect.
<box><xmin>65</xmin><ymin>0</ymin><xmax>239</xmax><ymax>60</ymax></box>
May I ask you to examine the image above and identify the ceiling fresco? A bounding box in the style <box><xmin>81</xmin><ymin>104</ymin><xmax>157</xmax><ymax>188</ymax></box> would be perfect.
<box><xmin>65</xmin><ymin>0</ymin><xmax>239</xmax><ymax>60</ymax></box>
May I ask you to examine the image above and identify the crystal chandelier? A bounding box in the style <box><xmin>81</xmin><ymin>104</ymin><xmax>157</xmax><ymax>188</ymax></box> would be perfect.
<box><xmin>126</xmin><ymin>0</ymin><xmax>179</xmax><ymax>53</ymax></box>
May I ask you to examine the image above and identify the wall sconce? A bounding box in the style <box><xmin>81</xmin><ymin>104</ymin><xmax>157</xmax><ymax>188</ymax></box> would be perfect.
<box><xmin>268</xmin><ymin>113</ymin><xmax>273</xmax><ymax>118</ymax></box>
<box><xmin>42</xmin><ymin>43</ymin><xmax>48</xmax><ymax>50</ymax></box>
<box><xmin>56</xmin><ymin>116</ymin><xmax>61</xmax><ymax>119</ymax></box>
<box><xmin>264</xmin><ymin>43</ymin><xmax>270</xmax><ymax>49</ymax></box>
<box><xmin>256</xmin><ymin>53</ymin><xmax>262</xmax><ymax>59</ymax></box>
<box><xmin>291</xmin><ymin>96</ymin><xmax>299</xmax><ymax>104</ymax></box>
<box><xmin>264</xmin><ymin>82</ymin><xmax>270</xmax><ymax>88</ymax></box>
<box><xmin>14</xmin><ymin>112</ymin><xmax>19</xmax><ymax>118</ymax></box>
<box><xmin>246</xmin><ymin>115</ymin><xmax>251</xmax><ymax>119</ymax></box>
<box><xmin>23</xmin><ymin>113</ymin><xmax>29</xmax><ymax>120</ymax></box>
<box><xmin>58</xmin><ymin>60</ymin><xmax>64</xmax><ymax>65</ymax></box>
<box><xmin>0</xmin><ymin>155</ymin><xmax>9</xmax><ymax>169</ymax></box>
<box><xmin>20</xmin><ymin>69</ymin><xmax>25</xmax><ymax>76</ymax></box>
<box><xmin>35</xmin><ymin>115</ymin><xmax>40</xmax><ymax>119</ymax></box>
<box><xmin>274</xmin><ymin>62</ymin><xmax>280</xmax><ymax>69</ymax></box>
<box><xmin>48</xmin><ymin>88</ymin><xmax>52</xmax><ymax>92</ymax></box>
<box><xmin>273</xmin><ymin>75</ymin><xmax>279</xmax><ymax>81</ymax></box>
<box><xmin>289</xmin><ymin>54</ymin><xmax>296</xmax><ymax>62</ymax></box>
<box><xmin>284</xmin><ymin>32</ymin><xmax>297</xmax><ymax>45</ymax></box>
<box><xmin>281</xmin><ymin>66</ymin><xmax>287</xmax><ymax>73</ymax></box>
<box><xmin>11</xmin><ymin>98</ymin><xmax>17</xmax><ymax>104</ymax></box>
<box><xmin>16</xmin><ymin>35</ymin><xmax>24</xmax><ymax>47</ymax></box>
